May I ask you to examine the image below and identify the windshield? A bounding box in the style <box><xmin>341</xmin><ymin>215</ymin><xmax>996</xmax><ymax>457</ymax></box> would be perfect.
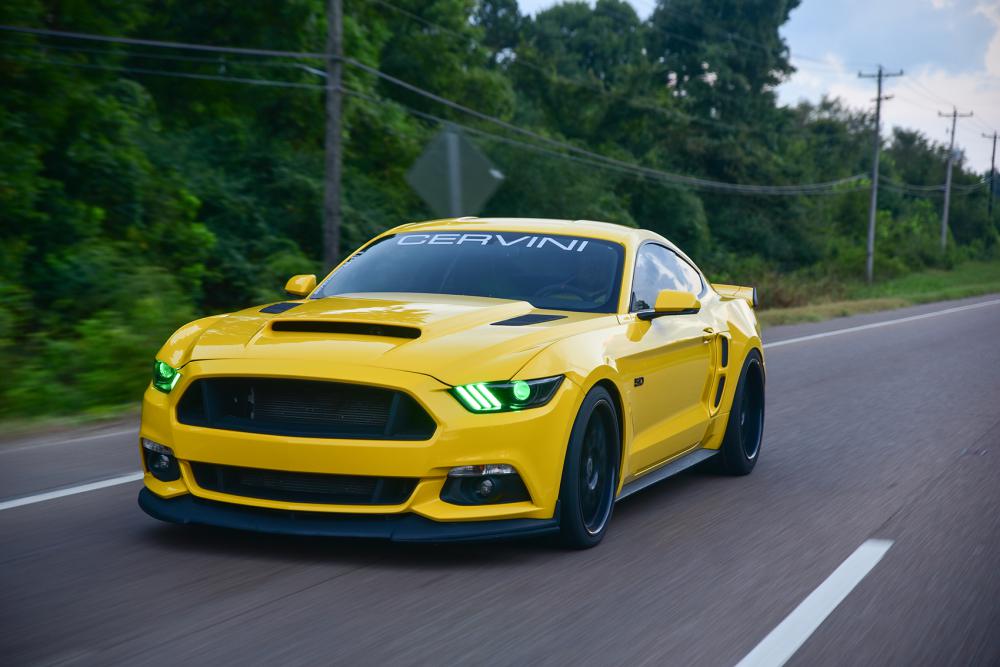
<box><xmin>313</xmin><ymin>231</ymin><xmax>625</xmax><ymax>313</ymax></box>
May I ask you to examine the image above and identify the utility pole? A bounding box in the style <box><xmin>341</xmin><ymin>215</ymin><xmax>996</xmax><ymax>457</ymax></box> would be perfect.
<box><xmin>938</xmin><ymin>107</ymin><xmax>974</xmax><ymax>251</ymax></box>
<box><xmin>323</xmin><ymin>0</ymin><xmax>343</xmax><ymax>269</ymax></box>
<box><xmin>984</xmin><ymin>131</ymin><xmax>998</xmax><ymax>226</ymax></box>
<box><xmin>858</xmin><ymin>66</ymin><xmax>903</xmax><ymax>284</ymax></box>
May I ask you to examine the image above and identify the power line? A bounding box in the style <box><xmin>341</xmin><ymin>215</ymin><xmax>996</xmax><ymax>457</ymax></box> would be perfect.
<box><xmin>900</xmin><ymin>77</ymin><xmax>955</xmax><ymax>109</ymax></box>
<box><xmin>1</xmin><ymin>23</ymin><xmax>976</xmax><ymax>200</ymax></box>
<box><xmin>344</xmin><ymin>86</ymin><xmax>868</xmax><ymax>197</ymax></box>
<box><xmin>881</xmin><ymin>182</ymin><xmax>984</xmax><ymax>197</ymax></box>
<box><xmin>1</xmin><ymin>42</ymin><xmax>863</xmax><ymax>196</ymax></box>
<box><xmin>341</xmin><ymin>55</ymin><xmax>867</xmax><ymax>194</ymax></box>
<box><xmin>0</xmin><ymin>24</ymin><xmax>328</xmax><ymax>59</ymax></box>
<box><xmin>0</xmin><ymin>52</ymin><xmax>327</xmax><ymax>91</ymax></box>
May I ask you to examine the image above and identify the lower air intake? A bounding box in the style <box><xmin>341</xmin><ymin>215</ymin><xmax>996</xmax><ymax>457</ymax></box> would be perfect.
<box><xmin>177</xmin><ymin>378</ymin><xmax>436</xmax><ymax>440</ymax></box>
<box><xmin>191</xmin><ymin>463</ymin><xmax>418</xmax><ymax>505</ymax></box>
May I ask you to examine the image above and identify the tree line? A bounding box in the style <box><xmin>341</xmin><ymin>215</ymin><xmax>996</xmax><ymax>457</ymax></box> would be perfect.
<box><xmin>0</xmin><ymin>0</ymin><xmax>995</xmax><ymax>417</ymax></box>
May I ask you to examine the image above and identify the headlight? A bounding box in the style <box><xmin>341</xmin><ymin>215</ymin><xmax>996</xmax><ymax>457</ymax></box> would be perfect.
<box><xmin>151</xmin><ymin>360</ymin><xmax>181</xmax><ymax>393</ymax></box>
<box><xmin>450</xmin><ymin>376</ymin><xmax>564</xmax><ymax>412</ymax></box>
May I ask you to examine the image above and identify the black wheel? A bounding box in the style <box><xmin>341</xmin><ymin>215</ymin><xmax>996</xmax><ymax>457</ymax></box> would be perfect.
<box><xmin>557</xmin><ymin>386</ymin><xmax>621</xmax><ymax>549</ymax></box>
<box><xmin>715</xmin><ymin>349</ymin><xmax>765</xmax><ymax>476</ymax></box>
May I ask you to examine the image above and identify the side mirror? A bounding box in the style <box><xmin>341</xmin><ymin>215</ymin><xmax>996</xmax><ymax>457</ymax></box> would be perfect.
<box><xmin>637</xmin><ymin>289</ymin><xmax>701</xmax><ymax>320</ymax></box>
<box><xmin>284</xmin><ymin>274</ymin><xmax>317</xmax><ymax>298</ymax></box>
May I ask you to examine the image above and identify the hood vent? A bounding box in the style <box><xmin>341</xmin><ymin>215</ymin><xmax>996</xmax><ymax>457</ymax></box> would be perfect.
<box><xmin>271</xmin><ymin>320</ymin><xmax>421</xmax><ymax>339</ymax></box>
<box><xmin>260</xmin><ymin>302</ymin><xmax>301</xmax><ymax>314</ymax></box>
<box><xmin>492</xmin><ymin>314</ymin><xmax>567</xmax><ymax>326</ymax></box>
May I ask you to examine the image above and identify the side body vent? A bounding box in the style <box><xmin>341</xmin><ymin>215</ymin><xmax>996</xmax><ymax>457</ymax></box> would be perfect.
<box><xmin>271</xmin><ymin>321</ymin><xmax>420</xmax><ymax>339</ymax></box>
<box><xmin>714</xmin><ymin>377</ymin><xmax>726</xmax><ymax>408</ymax></box>
<box><xmin>492</xmin><ymin>314</ymin><xmax>567</xmax><ymax>326</ymax></box>
<box><xmin>260</xmin><ymin>302</ymin><xmax>301</xmax><ymax>314</ymax></box>
<box><xmin>719</xmin><ymin>336</ymin><xmax>729</xmax><ymax>367</ymax></box>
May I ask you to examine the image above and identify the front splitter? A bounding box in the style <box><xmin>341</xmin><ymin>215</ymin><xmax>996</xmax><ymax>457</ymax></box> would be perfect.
<box><xmin>138</xmin><ymin>488</ymin><xmax>559</xmax><ymax>543</ymax></box>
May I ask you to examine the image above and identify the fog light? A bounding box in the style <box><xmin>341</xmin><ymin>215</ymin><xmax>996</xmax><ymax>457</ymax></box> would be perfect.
<box><xmin>142</xmin><ymin>438</ymin><xmax>180</xmax><ymax>482</ymax></box>
<box><xmin>150</xmin><ymin>453</ymin><xmax>172</xmax><ymax>472</ymax></box>
<box><xmin>477</xmin><ymin>477</ymin><xmax>497</xmax><ymax>498</ymax></box>
<box><xmin>441</xmin><ymin>465</ymin><xmax>530</xmax><ymax>505</ymax></box>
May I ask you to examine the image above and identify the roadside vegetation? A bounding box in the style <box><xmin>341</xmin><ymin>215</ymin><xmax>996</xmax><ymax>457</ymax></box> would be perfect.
<box><xmin>1</xmin><ymin>0</ymin><xmax>997</xmax><ymax>419</ymax></box>
<box><xmin>757</xmin><ymin>260</ymin><xmax>1000</xmax><ymax>326</ymax></box>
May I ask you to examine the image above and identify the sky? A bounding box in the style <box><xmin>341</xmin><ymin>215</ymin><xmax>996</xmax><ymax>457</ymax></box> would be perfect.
<box><xmin>517</xmin><ymin>0</ymin><xmax>1000</xmax><ymax>173</ymax></box>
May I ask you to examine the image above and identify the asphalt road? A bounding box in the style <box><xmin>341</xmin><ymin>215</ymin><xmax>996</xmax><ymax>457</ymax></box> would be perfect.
<box><xmin>2</xmin><ymin>295</ymin><xmax>999</xmax><ymax>666</ymax></box>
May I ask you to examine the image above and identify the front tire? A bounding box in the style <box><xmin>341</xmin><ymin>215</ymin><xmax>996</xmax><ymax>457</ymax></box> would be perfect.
<box><xmin>557</xmin><ymin>386</ymin><xmax>621</xmax><ymax>549</ymax></box>
<box><xmin>715</xmin><ymin>349</ymin><xmax>765</xmax><ymax>476</ymax></box>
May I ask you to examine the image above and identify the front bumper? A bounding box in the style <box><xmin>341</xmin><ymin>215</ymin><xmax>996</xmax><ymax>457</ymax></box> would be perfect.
<box><xmin>139</xmin><ymin>488</ymin><xmax>560</xmax><ymax>542</ymax></box>
<box><xmin>139</xmin><ymin>358</ymin><xmax>583</xmax><ymax>530</ymax></box>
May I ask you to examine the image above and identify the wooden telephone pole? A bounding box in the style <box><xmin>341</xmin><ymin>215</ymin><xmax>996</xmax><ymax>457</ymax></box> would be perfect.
<box><xmin>323</xmin><ymin>0</ymin><xmax>343</xmax><ymax>269</ymax></box>
<box><xmin>938</xmin><ymin>107</ymin><xmax>974</xmax><ymax>251</ymax></box>
<box><xmin>984</xmin><ymin>131</ymin><xmax>998</xmax><ymax>226</ymax></box>
<box><xmin>858</xmin><ymin>66</ymin><xmax>903</xmax><ymax>283</ymax></box>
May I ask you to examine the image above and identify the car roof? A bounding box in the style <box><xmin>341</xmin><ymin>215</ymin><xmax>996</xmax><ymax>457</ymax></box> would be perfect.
<box><xmin>383</xmin><ymin>217</ymin><xmax>670</xmax><ymax>248</ymax></box>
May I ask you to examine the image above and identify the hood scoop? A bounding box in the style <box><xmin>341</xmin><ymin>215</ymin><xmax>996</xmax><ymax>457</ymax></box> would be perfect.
<box><xmin>270</xmin><ymin>320</ymin><xmax>421</xmax><ymax>339</ymax></box>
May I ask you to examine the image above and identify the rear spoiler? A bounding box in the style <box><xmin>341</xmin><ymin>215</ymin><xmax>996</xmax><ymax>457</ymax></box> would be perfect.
<box><xmin>713</xmin><ymin>283</ymin><xmax>758</xmax><ymax>309</ymax></box>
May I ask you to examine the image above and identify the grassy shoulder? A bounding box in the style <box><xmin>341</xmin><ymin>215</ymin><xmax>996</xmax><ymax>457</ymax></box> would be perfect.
<box><xmin>0</xmin><ymin>404</ymin><xmax>139</xmax><ymax>445</ymax></box>
<box><xmin>758</xmin><ymin>260</ymin><xmax>1000</xmax><ymax>327</ymax></box>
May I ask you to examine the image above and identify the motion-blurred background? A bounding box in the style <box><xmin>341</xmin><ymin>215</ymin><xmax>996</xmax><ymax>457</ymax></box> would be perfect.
<box><xmin>1</xmin><ymin>0</ymin><xmax>997</xmax><ymax>422</ymax></box>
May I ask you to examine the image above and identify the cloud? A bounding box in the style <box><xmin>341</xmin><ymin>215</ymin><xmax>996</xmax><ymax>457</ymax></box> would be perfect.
<box><xmin>975</xmin><ymin>2</ymin><xmax>1000</xmax><ymax>75</ymax></box>
<box><xmin>777</xmin><ymin>0</ymin><xmax>1000</xmax><ymax>172</ymax></box>
<box><xmin>779</xmin><ymin>58</ymin><xmax>1000</xmax><ymax>172</ymax></box>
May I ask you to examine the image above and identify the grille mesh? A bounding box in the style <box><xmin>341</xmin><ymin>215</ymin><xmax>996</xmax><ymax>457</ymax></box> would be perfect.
<box><xmin>177</xmin><ymin>378</ymin><xmax>435</xmax><ymax>440</ymax></box>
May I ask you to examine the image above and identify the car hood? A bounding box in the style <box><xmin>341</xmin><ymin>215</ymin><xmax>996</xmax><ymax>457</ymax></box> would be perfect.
<box><xmin>184</xmin><ymin>293</ymin><xmax>613</xmax><ymax>385</ymax></box>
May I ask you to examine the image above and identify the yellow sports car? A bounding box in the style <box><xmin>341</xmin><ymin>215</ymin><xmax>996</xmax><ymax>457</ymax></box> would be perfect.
<box><xmin>138</xmin><ymin>218</ymin><xmax>764</xmax><ymax>548</ymax></box>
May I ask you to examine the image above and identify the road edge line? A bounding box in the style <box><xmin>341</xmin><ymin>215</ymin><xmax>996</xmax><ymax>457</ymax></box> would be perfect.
<box><xmin>0</xmin><ymin>472</ymin><xmax>144</xmax><ymax>512</ymax></box>
<box><xmin>763</xmin><ymin>298</ymin><xmax>1000</xmax><ymax>349</ymax></box>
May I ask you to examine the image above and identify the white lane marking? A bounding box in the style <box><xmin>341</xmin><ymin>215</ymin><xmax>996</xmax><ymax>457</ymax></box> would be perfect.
<box><xmin>0</xmin><ymin>427</ymin><xmax>137</xmax><ymax>455</ymax></box>
<box><xmin>0</xmin><ymin>472</ymin><xmax>144</xmax><ymax>512</ymax></box>
<box><xmin>763</xmin><ymin>297</ymin><xmax>1000</xmax><ymax>349</ymax></box>
<box><xmin>734</xmin><ymin>539</ymin><xmax>894</xmax><ymax>667</ymax></box>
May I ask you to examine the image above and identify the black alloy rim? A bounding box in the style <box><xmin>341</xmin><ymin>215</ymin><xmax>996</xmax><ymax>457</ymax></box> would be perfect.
<box><xmin>739</xmin><ymin>362</ymin><xmax>764</xmax><ymax>460</ymax></box>
<box><xmin>580</xmin><ymin>400</ymin><xmax>616</xmax><ymax>535</ymax></box>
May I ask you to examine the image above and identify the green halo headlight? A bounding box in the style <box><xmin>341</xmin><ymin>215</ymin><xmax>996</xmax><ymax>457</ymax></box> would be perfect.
<box><xmin>152</xmin><ymin>360</ymin><xmax>181</xmax><ymax>393</ymax></box>
<box><xmin>450</xmin><ymin>376</ymin><xmax>564</xmax><ymax>413</ymax></box>
<box><xmin>512</xmin><ymin>380</ymin><xmax>531</xmax><ymax>401</ymax></box>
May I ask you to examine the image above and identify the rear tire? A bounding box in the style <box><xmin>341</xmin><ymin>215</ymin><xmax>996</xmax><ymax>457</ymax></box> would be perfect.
<box><xmin>715</xmin><ymin>349</ymin><xmax>765</xmax><ymax>476</ymax></box>
<box><xmin>557</xmin><ymin>386</ymin><xmax>621</xmax><ymax>549</ymax></box>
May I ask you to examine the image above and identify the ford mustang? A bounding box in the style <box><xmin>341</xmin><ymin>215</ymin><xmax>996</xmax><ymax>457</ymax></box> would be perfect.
<box><xmin>138</xmin><ymin>218</ymin><xmax>764</xmax><ymax>548</ymax></box>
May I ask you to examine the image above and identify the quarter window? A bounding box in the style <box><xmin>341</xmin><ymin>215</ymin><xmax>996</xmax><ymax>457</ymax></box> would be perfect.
<box><xmin>630</xmin><ymin>244</ymin><xmax>704</xmax><ymax>311</ymax></box>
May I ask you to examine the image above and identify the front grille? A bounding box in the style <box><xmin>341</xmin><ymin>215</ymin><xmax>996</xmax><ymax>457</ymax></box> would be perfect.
<box><xmin>176</xmin><ymin>378</ymin><xmax>436</xmax><ymax>440</ymax></box>
<box><xmin>191</xmin><ymin>462</ymin><xmax>418</xmax><ymax>505</ymax></box>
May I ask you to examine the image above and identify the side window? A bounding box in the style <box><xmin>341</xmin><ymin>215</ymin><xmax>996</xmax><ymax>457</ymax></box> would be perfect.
<box><xmin>630</xmin><ymin>244</ymin><xmax>704</xmax><ymax>311</ymax></box>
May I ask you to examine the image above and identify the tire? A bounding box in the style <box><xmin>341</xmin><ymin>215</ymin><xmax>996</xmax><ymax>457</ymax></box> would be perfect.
<box><xmin>557</xmin><ymin>386</ymin><xmax>621</xmax><ymax>549</ymax></box>
<box><xmin>715</xmin><ymin>349</ymin><xmax>765</xmax><ymax>476</ymax></box>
